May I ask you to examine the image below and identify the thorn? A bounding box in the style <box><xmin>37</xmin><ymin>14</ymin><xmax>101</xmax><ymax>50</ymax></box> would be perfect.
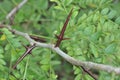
<box><xmin>20</xmin><ymin>42</ymin><xmax>29</xmax><ymax>49</ymax></box>
<box><xmin>12</xmin><ymin>43</ymin><xmax>36</xmax><ymax>70</ymax></box>
<box><xmin>30</xmin><ymin>35</ymin><xmax>46</xmax><ymax>43</ymax></box>
<box><xmin>62</xmin><ymin>38</ymin><xmax>70</xmax><ymax>40</ymax></box>
<box><xmin>55</xmin><ymin>34</ymin><xmax>59</xmax><ymax>39</ymax></box>
<box><xmin>54</xmin><ymin>8</ymin><xmax>73</xmax><ymax>47</ymax></box>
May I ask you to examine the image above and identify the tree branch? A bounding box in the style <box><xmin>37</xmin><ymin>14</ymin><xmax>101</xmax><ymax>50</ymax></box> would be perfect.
<box><xmin>1</xmin><ymin>24</ymin><xmax>120</xmax><ymax>75</ymax></box>
<box><xmin>3</xmin><ymin>0</ymin><xmax>120</xmax><ymax>77</ymax></box>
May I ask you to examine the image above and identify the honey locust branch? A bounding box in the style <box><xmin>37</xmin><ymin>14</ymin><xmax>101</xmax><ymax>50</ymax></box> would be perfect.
<box><xmin>5</xmin><ymin>1</ymin><xmax>96</xmax><ymax>78</ymax></box>
<box><xmin>2</xmin><ymin>24</ymin><xmax>120</xmax><ymax>75</ymax></box>
<box><xmin>3</xmin><ymin>0</ymin><xmax>120</xmax><ymax>76</ymax></box>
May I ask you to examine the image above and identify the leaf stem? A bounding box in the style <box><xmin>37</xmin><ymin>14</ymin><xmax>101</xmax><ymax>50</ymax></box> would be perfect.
<box><xmin>23</xmin><ymin>56</ymin><xmax>29</xmax><ymax>80</ymax></box>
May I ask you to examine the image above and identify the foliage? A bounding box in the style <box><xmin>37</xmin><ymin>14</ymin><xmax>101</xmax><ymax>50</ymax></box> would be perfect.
<box><xmin>0</xmin><ymin>0</ymin><xmax>120</xmax><ymax>80</ymax></box>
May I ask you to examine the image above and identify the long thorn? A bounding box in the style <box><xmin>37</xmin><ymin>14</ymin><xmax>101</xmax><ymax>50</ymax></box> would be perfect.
<box><xmin>12</xmin><ymin>44</ymin><xmax>36</xmax><ymax>69</ymax></box>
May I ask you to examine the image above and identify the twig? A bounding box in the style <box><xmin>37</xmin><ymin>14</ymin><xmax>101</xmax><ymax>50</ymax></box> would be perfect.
<box><xmin>3</xmin><ymin>0</ymin><xmax>120</xmax><ymax>78</ymax></box>
<box><xmin>6</xmin><ymin>0</ymin><xmax>28</xmax><ymax>24</ymax></box>
<box><xmin>80</xmin><ymin>66</ymin><xmax>98</xmax><ymax>80</ymax></box>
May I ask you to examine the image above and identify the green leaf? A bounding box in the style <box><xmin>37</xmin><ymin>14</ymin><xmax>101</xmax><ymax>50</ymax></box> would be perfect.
<box><xmin>74</xmin><ymin>68</ymin><xmax>81</xmax><ymax>74</ymax></box>
<box><xmin>2</xmin><ymin>28</ymin><xmax>14</xmax><ymax>38</ymax></box>
<box><xmin>0</xmin><ymin>59</ymin><xmax>6</xmax><ymax>65</ymax></box>
<box><xmin>105</xmin><ymin>43</ymin><xmax>117</xmax><ymax>54</ymax></box>
<box><xmin>89</xmin><ymin>43</ymin><xmax>98</xmax><ymax>57</ymax></box>
<box><xmin>0</xmin><ymin>54</ymin><xmax>4</xmax><ymax>58</ymax></box>
<box><xmin>0</xmin><ymin>34</ymin><xmax>6</xmax><ymax>41</ymax></box>
<box><xmin>2</xmin><ymin>28</ymin><xmax>21</xmax><ymax>48</ymax></box>
<box><xmin>51</xmin><ymin>61</ymin><xmax>61</xmax><ymax>65</ymax></box>
<box><xmin>15</xmin><ymin>10</ymin><xmax>25</xmax><ymax>22</ymax></box>
<box><xmin>93</xmin><ymin>11</ymin><xmax>99</xmax><ymax>23</ymax></box>
<box><xmin>72</xmin><ymin>10</ymin><xmax>78</xmax><ymax>18</ymax></box>
<box><xmin>107</xmin><ymin>10</ymin><xmax>117</xmax><ymax>19</ymax></box>
<box><xmin>115</xmin><ymin>16</ymin><xmax>120</xmax><ymax>24</ymax></box>
<box><xmin>90</xmin><ymin>32</ymin><xmax>102</xmax><ymax>42</ymax></box>
<box><xmin>51</xmin><ymin>73</ymin><xmax>58</xmax><ymax>79</ymax></box>
<box><xmin>101</xmin><ymin>8</ymin><xmax>109</xmax><ymax>15</ymax></box>
<box><xmin>5</xmin><ymin>44</ymin><xmax>10</xmax><ymax>50</ymax></box>
<box><xmin>62</xmin><ymin>0</ymin><xmax>73</xmax><ymax>6</ymax></box>
<box><xmin>75</xmin><ymin>74</ymin><xmax>81</xmax><ymax>80</ymax></box>
<box><xmin>100</xmin><ymin>17</ymin><xmax>105</xmax><ymax>24</ymax></box>
<box><xmin>41</xmin><ymin>65</ymin><xmax>50</xmax><ymax>71</ymax></box>
<box><xmin>84</xmin><ymin>25</ymin><xmax>95</xmax><ymax>36</ymax></box>
<box><xmin>31</xmin><ymin>0</ymin><xmax>48</xmax><ymax>10</ymax></box>
<box><xmin>40</xmin><ymin>58</ymin><xmax>50</xmax><ymax>64</ymax></box>
<box><xmin>0</xmin><ymin>0</ymin><xmax>13</xmax><ymax>12</ymax></box>
<box><xmin>97</xmin><ymin>23</ymin><xmax>102</xmax><ymax>31</ymax></box>
<box><xmin>54</xmin><ymin>6</ymin><xmax>63</xmax><ymax>10</ymax></box>
<box><xmin>0</xmin><ymin>65</ymin><xmax>5</xmax><ymax>71</ymax></box>
<box><xmin>0</xmin><ymin>46</ymin><xmax>4</xmax><ymax>54</ymax></box>
<box><xmin>78</xmin><ymin>14</ymin><xmax>87</xmax><ymax>23</ymax></box>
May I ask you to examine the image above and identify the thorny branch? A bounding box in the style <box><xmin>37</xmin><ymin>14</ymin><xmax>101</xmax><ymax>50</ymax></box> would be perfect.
<box><xmin>1</xmin><ymin>0</ymin><xmax>120</xmax><ymax>80</ymax></box>
<box><xmin>1</xmin><ymin>24</ymin><xmax>120</xmax><ymax>74</ymax></box>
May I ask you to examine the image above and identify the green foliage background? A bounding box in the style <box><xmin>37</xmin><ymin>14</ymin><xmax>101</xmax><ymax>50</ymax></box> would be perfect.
<box><xmin>0</xmin><ymin>0</ymin><xmax>120</xmax><ymax>80</ymax></box>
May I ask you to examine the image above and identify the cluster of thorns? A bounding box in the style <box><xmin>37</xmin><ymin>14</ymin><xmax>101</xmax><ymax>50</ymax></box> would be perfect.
<box><xmin>12</xmin><ymin>8</ymin><xmax>73</xmax><ymax>69</ymax></box>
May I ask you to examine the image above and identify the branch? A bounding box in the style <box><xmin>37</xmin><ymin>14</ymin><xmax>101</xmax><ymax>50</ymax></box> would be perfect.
<box><xmin>6</xmin><ymin>0</ymin><xmax>28</xmax><ymax>24</ymax></box>
<box><xmin>2</xmin><ymin>0</ymin><xmax>120</xmax><ymax>76</ymax></box>
<box><xmin>2</xmin><ymin>24</ymin><xmax>120</xmax><ymax>75</ymax></box>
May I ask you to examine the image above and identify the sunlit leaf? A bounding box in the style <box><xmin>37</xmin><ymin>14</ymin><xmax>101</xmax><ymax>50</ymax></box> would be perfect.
<box><xmin>0</xmin><ymin>34</ymin><xmax>6</xmax><ymax>41</ymax></box>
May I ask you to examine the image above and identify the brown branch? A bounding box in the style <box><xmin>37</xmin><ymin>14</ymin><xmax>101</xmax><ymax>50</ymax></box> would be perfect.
<box><xmin>12</xmin><ymin>43</ymin><xmax>36</xmax><ymax>69</ymax></box>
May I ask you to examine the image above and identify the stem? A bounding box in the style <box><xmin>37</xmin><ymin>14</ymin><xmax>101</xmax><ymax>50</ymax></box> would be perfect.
<box><xmin>23</xmin><ymin>56</ymin><xmax>29</xmax><ymax>80</ymax></box>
